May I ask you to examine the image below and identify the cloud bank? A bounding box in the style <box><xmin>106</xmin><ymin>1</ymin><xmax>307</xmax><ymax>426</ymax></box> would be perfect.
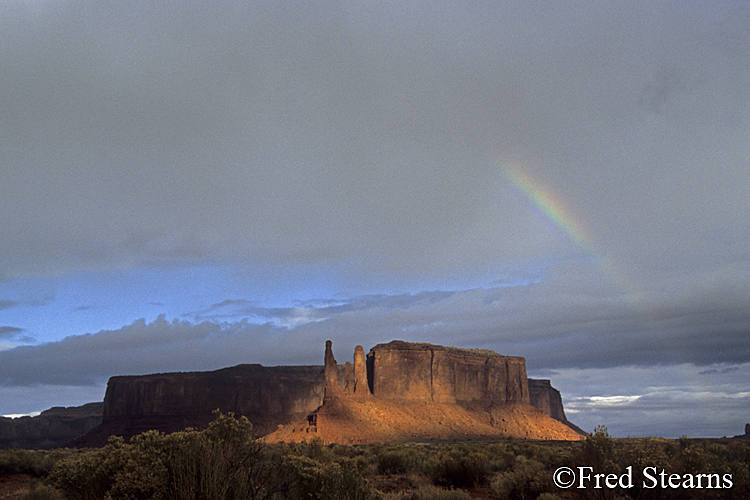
<box><xmin>1</xmin><ymin>2</ymin><xmax>749</xmax><ymax>437</ymax></box>
<box><xmin>1</xmin><ymin>2</ymin><xmax>748</xmax><ymax>283</ymax></box>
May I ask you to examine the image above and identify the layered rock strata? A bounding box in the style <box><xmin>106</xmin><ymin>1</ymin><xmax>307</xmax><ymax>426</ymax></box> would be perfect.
<box><xmin>365</xmin><ymin>341</ymin><xmax>529</xmax><ymax>404</ymax></box>
<box><xmin>72</xmin><ymin>340</ymin><xmax>579</xmax><ymax>447</ymax></box>
<box><xmin>269</xmin><ymin>341</ymin><xmax>583</xmax><ymax>443</ymax></box>
<box><xmin>528</xmin><ymin>379</ymin><xmax>566</xmax><ymax>422</ymax></box>
<box><xmin>88</xmin><ymin>364</ymin><xmax>326</xmax><ymax>445</ymax></box>
<box><xmin>0</xmin><ymin>403</ymin><xmax>103</xmax><ymax>450</ymax></box>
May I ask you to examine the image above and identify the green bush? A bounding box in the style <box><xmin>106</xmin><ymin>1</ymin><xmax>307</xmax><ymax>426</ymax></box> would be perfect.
<box><xmin>48</xmin><ymin>412</ymin><xmax>291</xmax><ymax>500</ymax></box>
<box><xmin>48</xmin><ymin>437</ymin><xmax>130</xmax><ymax>500</ymax></box>
<box><xmin>580</xmin><ymin>425</ymin><xmax>617</xmax><ymax>474</ymax></box>
<box><xmin>432</xmin><ymin>450</ymin><xmax>491</xmax><ymax>488</ymax></box>
<box><xmin>377</xmin><ymin>450</ymin><xmax>410</xmax><ymax>475</ymax></box>
<box><xmin>281</xmin><ymin>454</ymin><xmax>374</xmax><ymax>500</ymax></box>
<box><xmin>490</xmin><ymin>455</ymin><xmax>552</xmax><ymax>500</ymax></box>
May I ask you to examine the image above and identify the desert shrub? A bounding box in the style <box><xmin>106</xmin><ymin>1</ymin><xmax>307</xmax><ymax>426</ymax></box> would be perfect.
<box><xmin>281</xmin><ymin>454</ymin><xmax>374</xmax><ymax>500</ymax></box>
<box><xmin>49</xmin><ymin>436</ymin><xmax>130</xmax><ymax>500</ymax></box>
<box><xmin>0</xmin><ymin>449</ymin><xmax>71</xmax><ymax>477</ymax></box>
<box><xmin>579</xmin><ymin>425</ymin><xmax>617</xmax><ymax>474</ymax></box>
<box><xmin>490</xmin><ymin>455</ymin><xmax>553</xmax><ymax>500</ymax></box>
<box><xmin>722</xmin><ymin>441</ymin><xmax>750</xmax><ymax>464</ymax></box>
<box><xmin>377</xmin><ymin>449</ymin><xmax>410</xmax><ymax>475</ymax></box>
<box><xmin>49</xmin><ymin>412</ymin><xmax>290</xmax><ymax>500</ymax></box>
<box><xmin>432</xmin><ymin>450</ymin><xmax>491</xmax><ymax>488</ymax></box>
<box><xmin>304</xmin><ymin>436</ymin><xmax>327</xmax><ymax>461</ymax></box>
<box><xmin>329</xmin><ymin>443</ymin><xmax>357</xmax><ymax>458</ymax></box>
<box><xmin>408</xmin><ymin>447</ymin><xmax>440</xmax><ymax>477</ymax></box>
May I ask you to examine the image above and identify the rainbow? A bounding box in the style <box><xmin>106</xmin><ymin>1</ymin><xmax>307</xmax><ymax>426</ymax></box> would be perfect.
<box><xmin>500</xmin><ymin>163</ymin><xmax>596</xmax><ymax>254</ymax></box>
<box><xmin>501</xmin><ymin>163</ymin><xmax>703</xmax><ymax>370</ymax></box>
<box><xmin>499</xmin><ymin>162</ymin><xmax>644</xmax><ymax>308</ymax></box>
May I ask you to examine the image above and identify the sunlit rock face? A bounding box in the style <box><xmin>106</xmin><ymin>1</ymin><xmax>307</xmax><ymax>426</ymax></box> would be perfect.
<box><xmin>71</xmin><ymin>340</ymin><xmax>574</xmax><ymax>447</ymax></box>
<box><xmin>365</xmin><ymin>340</ymin><xmax>530</xmax><ymax>404</ymax></box>
<box><xmin>269</xmin><ymin>341</ymin><xmax>585</xmax><ymax>444</ymax></box>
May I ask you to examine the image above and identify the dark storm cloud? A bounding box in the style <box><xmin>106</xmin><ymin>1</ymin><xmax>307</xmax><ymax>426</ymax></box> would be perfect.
<box><xmin>0</xmin><ymin>316</ymin><xmax>285</xmax><ymax>386</ymax></box>
<box><xmin>2</xmin><ymin>1</ymin><xmax>750</xmax><ymax>434</ymax></box>
<box><xmin>1</xmin><ymin>1</ymin><xmax>748</xmax><ymax>282</ymax></box>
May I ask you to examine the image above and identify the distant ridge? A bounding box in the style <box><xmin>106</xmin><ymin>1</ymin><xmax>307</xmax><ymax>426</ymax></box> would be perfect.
<box><xmin>0</xmin><ymin>403</ymin><xmax>102</xmax><ymax>449</ymax></box>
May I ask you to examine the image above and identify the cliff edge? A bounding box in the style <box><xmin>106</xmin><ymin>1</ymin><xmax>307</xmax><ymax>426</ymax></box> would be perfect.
<box><xmin>266</xmin><ymin>341</ymin><xmax>584</xmax><ymax>443</ymax></box>
<box><xmin>72</xmin><ymin>340</ymin><xmax>583</xmax><ymax>447</ymax></box>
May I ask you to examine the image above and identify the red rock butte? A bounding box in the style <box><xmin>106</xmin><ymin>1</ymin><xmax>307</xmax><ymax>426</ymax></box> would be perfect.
<box><xmin>265</xmin><ymin>340</ymin><xmax>585</xmax><ymax>444</ymax></box>
<box><xmin>71</xmin><ymin>340</ymin><xmax>584</xmax><ymax>447</ymax></box>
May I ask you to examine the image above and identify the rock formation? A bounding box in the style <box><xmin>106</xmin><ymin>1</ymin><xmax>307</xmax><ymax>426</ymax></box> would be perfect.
<box><xmin>343</xmin><ymin>362</ymin><xmax>353</xmax><ymax>394</ymax></box>
<box><xmin>366</xmin><ymin>341</ymin><xmax>529</xmax><ymax>404</ymax></box>
<box><xmin>267</xmin><ymin>341</ymin><xmax>584</xmax><ymax>443</ymax></box>
<box><xmin>528</xmin><ymin>379</ymin><xmax>566</xmax><ymax>422</ymax></box>
<box><xmin>0</xmin><ymin>403</ymin><xmax>102</xmax><ymax>450</ymax></box>
<box><xmin>67</xmin><ymin>364</ymin><xmax>327</xmax><ymax>447</ymax></box>
<box><xmin>71</xmin><ymin>340</ymin><xmax>581</xmax><ymax>447</ymax></box>
<box><xmin>323</xmin><ymin>340</ymin><xmax>339</xmax><ymax>400</ymax></box>
<box><xmin>353</xmin><ymin>345</ymin><xmax>370</xmax><ymax>397</ymax></box>
<box><xmin>528</xmin><ymin>379</ymin><xmax>584</xmax><ymax>434</ymax></box>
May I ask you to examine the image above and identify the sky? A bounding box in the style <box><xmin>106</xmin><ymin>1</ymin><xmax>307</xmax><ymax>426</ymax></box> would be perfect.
<box><xmin>1</xmin><ymin>1</ymin><xmax>749</xmax><ymax>438</ymax></box>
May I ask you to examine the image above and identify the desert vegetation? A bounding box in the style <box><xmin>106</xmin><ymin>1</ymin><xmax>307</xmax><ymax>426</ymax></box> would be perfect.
<box><xmin>0</xmin><ymin>414</ymin><xmax>748</xmax><ymax>500</ymax></box>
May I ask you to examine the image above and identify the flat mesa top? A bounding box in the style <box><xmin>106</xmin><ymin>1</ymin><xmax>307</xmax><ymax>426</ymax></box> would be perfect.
<box><xmin>369</xmin><ymin>340</ymin><xmax>514</xmax><ymax>359</ymax></box>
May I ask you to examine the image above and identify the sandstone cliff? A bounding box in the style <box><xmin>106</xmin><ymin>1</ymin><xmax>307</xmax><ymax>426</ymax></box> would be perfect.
<box><xmin>528</xmin><ymin>379</ymin><xmax>566</xmax><ymax>422</ymax></box>
<box><xmin>0</xmin><ymin>403</ymin><xmax>102</xmax><ymax>449</ymax></box>
<box><xmin>528</xmin><ymin>378</ymin><xmax>584</xmax><ymax>434</ymax></box>
<box><xmin>72</xmin><ymin>340</ymin><xmax>581</xmax><ymax>447</ymax></box>
<box><xmin>367</xmin><ymin>341</ymin><xmax>529</xmax><ymax>404</ymax></box>
<box><xmin>103</xmin><ymin>365</ymin><xmax>320</xmax><ymax>421</ymax></box>
<box><xmin>267</xmin><ymin>341</ymin><xmax>583</xmax><ymax>443</ymax></box>
<box><xmin>73</xmin><ymin>364</ymin><xmax>332</xmax><ymax>447</ymax></box>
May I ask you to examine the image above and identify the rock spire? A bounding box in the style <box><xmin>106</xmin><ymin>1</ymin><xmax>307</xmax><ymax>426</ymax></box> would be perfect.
<box><xmin>324</xmin><ymin>340</ymin><xmax>339</xmax><ymax>400</ymax></box>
